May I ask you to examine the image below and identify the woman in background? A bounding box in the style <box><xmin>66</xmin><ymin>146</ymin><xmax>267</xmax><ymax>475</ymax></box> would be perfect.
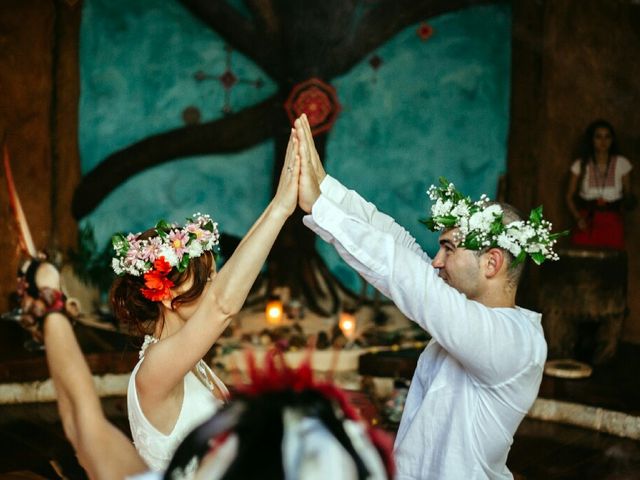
<box><xmin>566</xmin><ymin>119</ymin><xmax>633</xmax><ymax>250</ymax></box>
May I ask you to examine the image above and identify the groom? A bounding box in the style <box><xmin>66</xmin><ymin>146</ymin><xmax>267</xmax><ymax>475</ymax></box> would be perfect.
<box><xmin>294</xmin><ymin>114</ymin><xmax>559</xmax><ymax>479</ymax></box>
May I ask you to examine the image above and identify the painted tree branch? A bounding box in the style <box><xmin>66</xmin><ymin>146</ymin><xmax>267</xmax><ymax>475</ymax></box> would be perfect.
<box><xmin>72</xmin><ymin>96</ymin><xmax>280</xmax><ymax>219</ymax></box>
<box><xmin>178</xmin><ymin>0</ymin><xmax>284</xmax><ymax>81</ymax></box>
<box><xmin>244</xmin><ymin>0</ymin><xmax>281</xmax><ymax>35</ymax></box>
<box><xmin>276</xmin><ymin>0</ymin><xmax>359</xmax><ymax>79</ymax></box>
<box><xmin>325</xmin><ymin>0</ymin><xmax>496</xmax><ymax>78</ymax></box>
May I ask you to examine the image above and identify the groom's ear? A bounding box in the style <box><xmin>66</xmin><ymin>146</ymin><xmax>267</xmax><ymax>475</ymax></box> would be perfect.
<box><xmin>482</xmin><ymin>248</ymin><xmax>505</xmax><ymax>279</ymax></box>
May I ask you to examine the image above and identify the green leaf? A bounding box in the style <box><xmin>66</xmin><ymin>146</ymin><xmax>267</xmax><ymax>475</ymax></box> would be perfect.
<box><xmin>531</xmin><ymin>252</ymin><xmax>546</xmax><ymax>265</ymax></box>
<box><xmin>155</xmin><ymin>220</ymin><xmax>172</xmax><ymax>237</ymax></box>
<box><xmin>549</xmin><ymin>230</ymin><xmax>569</xmax><ymax>241</ymax></box>
<box><xmin>510</xmin><ymin>250</ymin><xmax>525</xmax><ymax>267</ymax></box>
<box><xmin>178</xmin><ymin>253</ymin><xmax>191</xmax><ymax>272</ymax></box>
<box><xmin>111</xmin><ymin>233</ymin><xmax>128</xmax><ymax>253</ymax></box>
<box><xmin>464</xmin><ymin>232</ymin><xmax>481</xmax><ymax>250</ymax></box>
<box><xmin>490</xmin><ymin>219</ymin><xmax>504</xmax><ymax>235</ymax></box>
<box><xmin>440</xmin><ymin>215</ymin><xmax>459</xmax><ymax>227</ymax></box>
<box><xmin>156</xmin><ymin>219</ymin><xmax>171</xmax><ymax>230</ymax></box>
<box><xmin>529</xmin><ymin>206</ymin><xmax>543</xmax><ymax>224</ymax></box>
<box><xmin>420</xmin><ymin>218</ymin><xmax>436</xmax><ymax>231</ymax></box>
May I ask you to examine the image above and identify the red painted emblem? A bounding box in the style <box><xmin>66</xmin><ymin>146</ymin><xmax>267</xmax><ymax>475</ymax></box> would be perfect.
<box><xmin>219</xmin><ymin>70</ymin><xmax>238</xmax><ymax>89</ymax></box>
<box><xmin>417</xmin><ymin>22</ymin><xmax>434</xmax><ymax>41</ymax></box>
<box><xmin>284</xmin><ymin>78</ymin><xmax>341</xmax><ymax>136</ymax></box>
<box><xmin>369</xmin><ymin>55</ymin><xmax>383</xmax><ymax>71</ymax></box>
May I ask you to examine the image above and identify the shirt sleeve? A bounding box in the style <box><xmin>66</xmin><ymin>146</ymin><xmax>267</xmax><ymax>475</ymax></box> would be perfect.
<box><xmin>570</xmin><ymin>159</ymin><xmax>581</xmax><ymax>175</ymax></box>
<box><xmin>318</xmin><ymin>175</ymin><xmax>429</xmax><ymax>260</ymax></box>
<box><xmin>304</xmin><ymin>191</ymin><xmax>540</xmax><ymax>385</ymax></box>
<box><xmin>617</xmin><ymin>156</ymin><xmax>633</xmax><ymax>175</ymax></box>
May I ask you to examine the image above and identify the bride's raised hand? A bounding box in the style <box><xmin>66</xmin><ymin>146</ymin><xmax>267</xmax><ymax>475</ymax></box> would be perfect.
<box><xmin>272</xmin><ymin>129</ymin><xmax>300</xmax><ymax>218</ymax></box>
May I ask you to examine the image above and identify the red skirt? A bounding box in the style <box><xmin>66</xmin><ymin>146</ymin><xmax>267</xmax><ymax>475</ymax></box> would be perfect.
<box><xmin>570</xmin><ymin>210</ymin><xmax>625</xmax><ymax>250</ymax></box>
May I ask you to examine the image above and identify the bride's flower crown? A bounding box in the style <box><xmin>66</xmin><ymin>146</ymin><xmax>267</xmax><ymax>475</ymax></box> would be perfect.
<box><xmin>111</xmin><ymin>213</ymin><xmax>220</xmax><ymax>301</ymax></box>
<box><xmin>421</xmin><ymin>178</ymin><xmax>566</xmax><ymax>266</ymax></box>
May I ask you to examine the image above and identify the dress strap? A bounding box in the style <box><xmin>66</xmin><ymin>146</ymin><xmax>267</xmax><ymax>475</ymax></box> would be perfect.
<box><xmin>139</xmin><ymin>335</ymin><xmax>159</xmax><ymax>359</ymax></box>
<box><xmin>196</xmin><ymin>359</ymin><xmax>230</xmax><ymax>402</ymax></box>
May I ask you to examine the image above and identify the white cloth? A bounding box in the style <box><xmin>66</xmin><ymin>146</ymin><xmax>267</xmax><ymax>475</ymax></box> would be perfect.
<box><xmin>126</xmin><ymin>472</ymin><xmax>162</xmax><ymax>480</ymax></box>
<box><xmin>282</xmin><ymin>410</ymin><xmax>388</xmax><ymax>480</ymax></box>
<box><xmin>303</xmin><ymin>176</ymin><xmax>547</xmax><ymax>480</ymax></box>
<box><xmin>570</xmin><ymin>155</ymin><xmax>632</xmax><ymax>202</ymax></box>
<box><xmin>127</xmin><ymin>336</ymin><xmax>228</xmax><ymax>472</ymax></box>
<box><xmin>192</xmin><ymin>410</ymin><xmax>388</xmax><ymax>480</ymax></box>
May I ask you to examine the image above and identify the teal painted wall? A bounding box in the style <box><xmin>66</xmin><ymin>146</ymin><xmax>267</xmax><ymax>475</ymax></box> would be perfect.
<box><xmin>79</xmin><ymin>1</ymin><xmax>511</xmax><ymax>290</ymax></box>
<box><xmin>79</xmin><ymin>0</ymin><xmax>277</xmax><ymax>241</ymax></box>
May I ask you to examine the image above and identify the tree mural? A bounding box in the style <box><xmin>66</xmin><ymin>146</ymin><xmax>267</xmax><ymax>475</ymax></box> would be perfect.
<box><xmin>72</xmin><ymin>0</ymin><xmax>492</xmax><ymax>315</ymax></box>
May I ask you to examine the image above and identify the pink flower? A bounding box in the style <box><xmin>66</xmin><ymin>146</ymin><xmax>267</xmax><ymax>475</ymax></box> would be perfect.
<box><xmin>125</xmin><ymin>241</ymin><xmax>143</xmax><ymax>264</ymax></box>
<box><xmin>168</xmin><ymin>229</ymin><xmax>189</xmax><ymax>259</ymax></box>
<box><xmin>141</xmin><ymin>237</ymin><xmax>163</xmax><ymax>262</ymax></box>
<box><xmin>186</xmin><ymin>224</ymin><xmax>212</xmax><ymax>242</ymax></box>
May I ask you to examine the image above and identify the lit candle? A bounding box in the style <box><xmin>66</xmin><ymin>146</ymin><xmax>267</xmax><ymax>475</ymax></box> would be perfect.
<box><xmin>266</xmin><ymin>298</ymin><xmax>284</xmax><ymax>326</ymax></box>
<box><xmin>339</xmin><ymin>311</ymin><xmax>357</xmax><ymax>340</ymax></box>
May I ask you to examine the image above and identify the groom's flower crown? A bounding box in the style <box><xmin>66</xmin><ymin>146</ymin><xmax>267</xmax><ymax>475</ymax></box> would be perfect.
<box><xmin>422</xmin><ymin>178</ymin><xmax>566</xmax><ymax>266</ymax></box>
<box><xmin>111</xmin><ymin>213</ymin><xmax>220</xmax><ymax>301</ymax></box>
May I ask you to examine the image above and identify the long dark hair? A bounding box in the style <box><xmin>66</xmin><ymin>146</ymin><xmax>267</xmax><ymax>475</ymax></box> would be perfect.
<box><xmin>583</xmin><ymin>119</ymin><xmax>619</xmax><ymax>160</ymax></box>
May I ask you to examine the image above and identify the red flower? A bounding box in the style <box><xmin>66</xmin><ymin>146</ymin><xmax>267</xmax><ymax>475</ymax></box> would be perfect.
<box><xmin>141</xmin><ymin>257</ymin><xmax>175</xmax><ymax>302</ymax></box>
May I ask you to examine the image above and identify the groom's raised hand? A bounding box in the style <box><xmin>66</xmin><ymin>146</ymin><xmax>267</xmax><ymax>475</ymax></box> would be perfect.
<box><xmin>295</xmin><ymin>114</ymin><xmax>325</xmax><ymax>213</ymax></box>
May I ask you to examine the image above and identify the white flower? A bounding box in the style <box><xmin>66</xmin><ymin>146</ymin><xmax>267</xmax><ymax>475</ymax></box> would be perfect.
<box><xmin>187</xmin><ymin>240</ymin><xmax>204</xmax><ymax>258</ymax></box>
<box><xmin>432</xmin><ymin>199</ymin><xmax>453</xmax><ymax>217</ymax></box>
<box><xmin>508</xmin><ymin>224</ymin><xmax>535</xmax><ymax>243</ymax></box>
<box><xmin>158</xmin><ymin>245</ymin><xmax>179</xmax><ymax>267</ymax></box>
<box><xmin>468</xmin><ymin>210</ymin><xmax>494</xmax><ymax>232</ymax></box>
<box><xmin>112</xmin><ymin>258</ymin><xmax>123</xmax><ymax>275</ymax></box>
<box><xmin>505</xmin><ymin>220</ymin><xmax>524</xmax><ymax>232</ymax></box>
<box><xmin>496</xmin><ymin>232</ymin><xmax>510</xmax><ymax>248</ymax></box>
<box><xmin>497</xmin><ymin>232</ymin><xmax>522</xmax><ymax>257</ymax></box>
<box><xmin>527</xmin><ymin>243</ymin><xmax>542</xmax><ymax>253</ymax></box>
<box><xmin>458</xmin><ymin>216</ymin><xmax>470</xmax><ymax>235</ymax></box>
<box><xmin>468</xmin><ymin>211</ymin><xmax>482</xmax><ymax>230</ymax></box>
<box><xmin>483</xmin><ymin>204</ymin><xmax>503</xmax><ymax>219</ymax></box>
<box><xmin>508</xmin><ymin>244</ymin><xmax>522</xmax><ymax>257</ymax></box>
<box><xmin>451</xmin><ymin>202</ymin><xmax>470</xmax><ymax>218</ymax></box>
